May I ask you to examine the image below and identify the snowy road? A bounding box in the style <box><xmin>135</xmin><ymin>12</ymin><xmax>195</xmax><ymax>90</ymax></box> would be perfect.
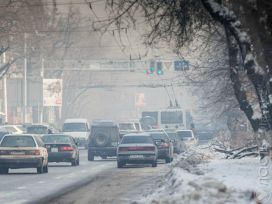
<box><xmin>0</xmin><ymin>150</ymin><xmax>168</xmax><ymax>204</ymax></box>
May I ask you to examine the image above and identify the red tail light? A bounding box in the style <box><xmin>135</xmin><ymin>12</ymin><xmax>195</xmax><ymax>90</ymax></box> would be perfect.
<box><xmin>28</xmin><ymin>150</ymin><xmax>40</xmax><ymax>155</ymax></box>
<box><xmin>160</xmin><ymin>143</ymin><xmax>169</xmax><ymax>148</ymax></box>
<box><xmin>60</xmin><ymin>146</ymin><xmax>74</xmax><ymax>151</ymax></box>
<box><xmin>119</xmin><ymin>147</ymin><xmax>129</xmax><ymax>152</ymax></box>
<box><xmin>0</xmin><ymin>150</ymin><xmax>9</xmax><ymax>155</ymax></box>
<box><xmin>119</xmin><ymin>146</ymin><xmax>155</xmax><ymax>151</ymax></box>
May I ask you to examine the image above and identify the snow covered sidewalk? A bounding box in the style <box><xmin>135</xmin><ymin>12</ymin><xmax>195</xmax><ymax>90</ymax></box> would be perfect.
<box><xmin>135</xmin><ymin>147</ymin><xmax>272</xmax><ymax>204</ymax></box>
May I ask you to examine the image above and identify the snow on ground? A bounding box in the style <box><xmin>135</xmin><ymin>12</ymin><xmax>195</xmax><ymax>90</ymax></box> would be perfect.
<box><xmin>135</xmin><ymin>146</ymin><xmax>272</xmax><ymax>204</ymax></box>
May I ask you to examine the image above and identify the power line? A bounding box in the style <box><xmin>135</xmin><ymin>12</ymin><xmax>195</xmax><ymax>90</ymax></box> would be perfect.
<box><xmin>0</xmin><ymin>0</ymin><xmax>104</xmax><ymax>8</ymax></box>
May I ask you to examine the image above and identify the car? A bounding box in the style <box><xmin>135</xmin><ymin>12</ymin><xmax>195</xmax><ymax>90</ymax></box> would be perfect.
<box><xmin>146</xmin><ymin>131</ymin><xmax>174</xmax><ymax>163</ymax></box>
<box><xmin>26</xmin><ymin>124</ymin><xmax>56</xmax><ymax>135</ymax></box>
<box><xmin>165</xmin><ymin>130</ymin><xmax>187</xmax><ymax>154</ymax></box>
<box><xmin>0</xmin><ymin>125</ymin><xmax>23</xmax><ymax>134</ymax></box>
<box><xmin>88</xmin><ymin>120</ymin><xmax>120</xmax><ymax>161</ymax></box>
<box><xmin>0</xmin><ymin>134</ymin><xmax>48</xmax><ymax>174</ymax></box>
<box><xmin>62</xmin><ymin>118</ymin><xmax>90</xmax><ymax>148</ymax></box>
<box><xmin>117</xmin><ymin>133</ymin><xmax>158</xmax><ymax>168</ymax></box>
<box><xmin>196</xmin><ymin>131</ymin><xmax>215</xmax><ymax>145</ymax></box>
<box><xmin>42</xmin><ymin>134</ymin><xmax>79</xmax><ymax>166</ymax></box>
<box><xmin>176</xmin><ymin>130</ymin><xmax>197</xmax><ymax>146</ymax></box>
<box><xmin>118</xmin><ymin>122</ymin><xmax>138</xmax><ymax>138</ymax></box>
<box><xmin>0</xmin><ymin>131</ymin><xmax>11</xmax><ymax>142</ymax></box>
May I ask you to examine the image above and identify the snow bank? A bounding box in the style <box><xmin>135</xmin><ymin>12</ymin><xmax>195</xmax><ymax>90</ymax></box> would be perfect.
<box><xmin>134</xmin><ymin>148</ymin><xmax>261</xmax><ymax>204</ymax></box>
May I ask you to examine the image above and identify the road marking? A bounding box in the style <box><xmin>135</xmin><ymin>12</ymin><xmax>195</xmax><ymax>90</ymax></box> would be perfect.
<box><xmin>38</xmin><ymin>181</ymin><xmax>45</xmax><ymax>184</ymax></box>
<box><xmin>80</xmin><ymin>170</ymin><xmax>87</xmax><ymax>173</ymax></box>
<box><xmin>17</xmin><ymin>186</ymin><xmax>26</xmax><ymax>190</ymax></box>
<box><xmin>55</xmin><ymin>176</ymin><xmax>63</xmax><ymax>180</ymax></box>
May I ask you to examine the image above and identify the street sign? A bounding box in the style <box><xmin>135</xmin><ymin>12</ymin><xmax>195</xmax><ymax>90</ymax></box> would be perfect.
<box><xmin>174</xmin><ymin>60</ymin><xmax>189</xmax><ymax>71</ymax></box>
<box><xmin>43</xmin><ymin>79</ymin><xmax>62</xmax><ymax>106</ymax></box>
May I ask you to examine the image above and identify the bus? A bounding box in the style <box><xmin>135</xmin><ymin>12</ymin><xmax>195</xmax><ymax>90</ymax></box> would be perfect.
<box><xmin>140</xmin><ymin>108</ymin><xmax>192</xmax><ymax>130</ymax></box>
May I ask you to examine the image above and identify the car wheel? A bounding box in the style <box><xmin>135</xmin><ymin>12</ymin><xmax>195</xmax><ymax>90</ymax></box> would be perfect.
<box><xmin>0</xmin><ymin>168</ymin><xmax>9</xmax><ymax>174</ymax></box>
<box><xmin>77</xmin><ymin>157</ymin><xmax>80</xmax><ymax>166</ymax></box>
<box><xmin>37</xmin><ymin>166</ymin><xmax>44</xmax><ymax>174</ymax></box>
<box><xmin>43</xmin><ymin>165</ymin><xmax>48</xmax><ymax>173</ymax></box>
<box><xmin>165</xmin><ymin>157</ymin><xmax>171</xmax><ymax>163</ymax></box>
<box><xmin>71</xmin><ymin>159</ymin><xmax>77</xmax><ymax>166</ymax></box>
<box><xmin>152</xmin><ymin>160</ymin><xmax>157</xmax><ymax>167</ymax></box>
<box><xmin>88</xmin><ymin>152</ymin><xmax>94</xmax><ymax>161</ymax></box>
<box><xmin>117</xmin><ymin>161</ymin><xmax>124</xmax><ymax>168</ymax></box>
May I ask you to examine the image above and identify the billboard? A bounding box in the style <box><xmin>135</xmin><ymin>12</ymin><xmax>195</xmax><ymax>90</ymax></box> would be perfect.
<box><xmin>43</xmin><ymin>79</ymin><xmax>62</xmax><ymax>106</ymax></box>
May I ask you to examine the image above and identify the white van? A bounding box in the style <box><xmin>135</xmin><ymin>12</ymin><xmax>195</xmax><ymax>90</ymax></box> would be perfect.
<box><xmin>62</xmin><ymin>118</ymin><xmax>90</xmax><ymax>148</ymax></box>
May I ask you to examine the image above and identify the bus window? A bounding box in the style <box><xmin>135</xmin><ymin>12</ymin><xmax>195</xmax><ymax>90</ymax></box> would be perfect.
<box><xmin>161</xmin><ymin>111</ymin><xmax>183</xmax><ymax>124</ymax></box>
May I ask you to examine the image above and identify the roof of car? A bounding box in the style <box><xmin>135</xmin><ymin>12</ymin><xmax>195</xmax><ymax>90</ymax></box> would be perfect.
<box><xmin>3</xmin><ymin>134</ymin><xmax>36</xmax><ymax>137</ymax></box>
<box><xmin>91</xmin><ymin>120</ymin><xmax>118</xmax><ymax>127</ymax></box>
<box><xmin>64</xmin><ymin>118</ymin><xmax>89</xmax><ymax>123</ymax></box>
<box><xmin>123</xmin><ymin>133</ymin><xmax>151</xmax><ymax>137</ymax></box>
<box><xmin>42</xmin><ymin>134</ymin><xmax>70</xmax><ymax>137</ymax></box>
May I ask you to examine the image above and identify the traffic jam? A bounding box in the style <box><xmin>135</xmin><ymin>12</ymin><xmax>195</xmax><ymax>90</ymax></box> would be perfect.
<box><xmin>0</xmin><ymin>109</ymin><xmax>196</xmax><ymax>174</ymax></box>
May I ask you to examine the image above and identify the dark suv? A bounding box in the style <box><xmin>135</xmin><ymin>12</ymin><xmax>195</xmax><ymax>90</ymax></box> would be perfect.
<box><xmin>88</xmin><ymin>120</ymin><xmax>119</xmax><ymax>161</ymax></box>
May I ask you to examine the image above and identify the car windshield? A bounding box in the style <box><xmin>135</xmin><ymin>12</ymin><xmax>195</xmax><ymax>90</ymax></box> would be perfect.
<box><xmin>149</xmin><ymin>133</ymin><xmax>169</xmax><ymax>141</ymax></box>
<box><xmin>119</xmin><ymin>123</ymin><xmax>135</xmax><ymax>130</ymax></box>
<box><xmin>63</xmin><ymin>123</ymin><xmax>87</xmax><ymax>132</ymax></box>
<box><xmin>42</xmin><ymin>135</ymin><xmax>71</xmax><ymax>143</ymax></box>
<box><xmin>166</xmin><ymin>132</ymin><xmax>177</xmax><ymax>140</ymax></box>
<box><xmin>121</xmin><ymin>136</ymin><xmax>153</xmax><ymax>144</ymax></box>
<box><xmin>27</xmin><ymin>126</ymin><xmax>48</xmax><ymax>134</ymax></box>
<box><xmin>177</xmin><ymin>131</ymin><xmax>193</xmax><ymax>139</ymax></box>
<box><xmin>3</xmin><ymin>126</ymin><xmax>17</xmax><ymax>132</ymax></box>
<box><xmin>198</xmin><ymin>132</ymin><xmax>214</xmax><ymax>140</ymax></box>
<box><xmin>0</xmin><ymin>136</ymin><xmax>36</xmax><ymax>147</ymax></box>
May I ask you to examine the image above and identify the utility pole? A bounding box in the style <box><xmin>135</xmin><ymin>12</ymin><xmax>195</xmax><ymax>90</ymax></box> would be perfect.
<box><xmin>23</xmin><ymin>33</ymin><xmax>27</xmax><ymax>123</ymax></box>
<box><xmin>3</xmin><ymin>52</ymin><xmax>8</xmax><ymax>123</ymax></box>
<box><xmin>40</xmin><ymin>57</ymin><xmax>44</xmax><ymax>123</ymax></box>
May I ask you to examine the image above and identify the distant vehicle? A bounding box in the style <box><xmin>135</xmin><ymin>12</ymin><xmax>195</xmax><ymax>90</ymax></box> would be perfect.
<box><xmin>146</xmin><ymin>130</ymin><xmax>174</xmax><ymax>163</ymax></box>
<box><xmin>0</xmin><ymin>131</ymin><xmax>10</xmax><ymax>142</ymax></box>
<box><xmin>42</xmin><ymin>134</ymin><xmax>79</xmax><ymax>166</ymax></box>
<box><xmin>141</xmin><ymin>108</ymin><xmax>193</xmax><ymax>130</ymax></box>
<box><xmin>88</xmin><ymin>120</ymin><xmax>119</xmax><ymax>161</ymax></box>
<box><xmin>26</xmin><ymin>124</ymin><xmax>56</xmax><ymax>135</ymax></box>
<box><xmin>117</xmin><ymin>133</ymin><xmax>158</xmax><ymax>168</ymax></box>
<box><xmin>118</xmin><ymin>122</ymin><xmax>138</xmax><ymax>138</ymax></box>
<box><xmin>196</xmin><ymin>131</ymin><xmax>215</xmax><ymax>145</ymax></box>
<box><xmin>176</xmin><ymin>130</ymin><xmax>197</xmax><ymax>146</ymax></box>
<box><xmin>62</xmin><ymin>118</ymin><xmax>90</xmax><ymax>148</ymax></box>
<box><xmin>165</xmin><ymin>130</ymin><xmax>187</xmax><ymax>154</ymax></box>
<box><xmin>0</xmin><ymin>134</ymin><xmax>48</xmax><ymax>174</ymax></box>
<box><xmin>0</xmin><ymin>125</ymin><xmax>23</xmax><ymax>134</ymax></box>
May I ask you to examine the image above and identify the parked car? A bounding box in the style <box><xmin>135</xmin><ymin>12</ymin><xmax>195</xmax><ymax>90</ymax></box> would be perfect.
<box><xmin>146</xmin><ymin>131</ymin><xmax>174</xmax><ymax>163</ymax></box>
<box><xmin>0</xmin><ymin>134</ymin><xmax>48</xmax><ymax>174</ymax></box>
<box><xmin>196</xmin><ymin>131</ymin><xmax>215</xmax><ymax>145</ymax></box>
<box><xmin>0</xmin><ymin>131</ymin><xmax>11</xmax><ymax>142</ymax></box>
<box><xmin>117</xmin><ymin>133</ymin><xmax>158</xmax><ymax>168</ymax></box>
<box><xmin>88</xmin><ymin>120</ymin><xmax>119</xmax><ymax>161</ymax></box>
<box><xmin>62</xmin><ymin>118</ymin><xmax>90</xmax><ymax>148</ymax></box>
<box><xmin>42</xmin><ymin>134</ymin><xmax>79</xmax><ymax>166</ymax></box>
<box><xmin>118</xmin><ymin>122</ymin><xmax>138</xmax><ymax>138</ymax></box>
<box><xmin>0</xmin><ymin>125</ymin><xmax>23</xmax><ymax>134</ymax></box>
<box><xmin>26</xmin><ymin>124</ymin><xmax>56</xmax><ymax>135</ymax></box>
<box><xmin>176</xmin><ymin>130</ymin><xmax>197</xmax><ymax>146</ymax></box>
<box><xmin>165</xmin><ymin>130</ymin><xmax>187</xmax><ymax>154</ymax></box>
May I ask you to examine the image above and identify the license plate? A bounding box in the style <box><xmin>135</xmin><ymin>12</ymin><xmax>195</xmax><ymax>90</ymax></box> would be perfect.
<box><xmin>129</xmin><ymin>155</ymin><xmax>143</xmax><ymax>159</ymax></box>
<box><xmin>51</xmin><ymin>147</ymin><xmax>58</xmax><ymax>152</ymax></box>
<box><xmin>10</xmin><ymin>151</ymin><xmax>25</xmax><ymax>155</ymax></box>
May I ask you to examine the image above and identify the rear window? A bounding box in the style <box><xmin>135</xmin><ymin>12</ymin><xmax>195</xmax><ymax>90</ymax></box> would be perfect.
<box><xmin>0</xmin><ymin>136</ymin><xmax>36</xmax><ymax>147</ymax></box>
<box><xmin>27</xmin><ymin>126</ymin><xmax>48</xmax><ymax>134</ymax></box>
<box><xmin>119</xmin><ymin>123</ymin><xmax>136</xmax><ymax>131</ymax></box>
<box><xmin>166</xmin><ymin>132</ymin><xmax>177</xmax><ymax>140</ymax></box>
<box><xmin>42</xmin><ymin>135</ymin><xmax>71</xmax><ymax>143</ymax></box>
<box><xmin>63</xmin><ymin>123</ymin><xmax>88</xmax><ymax>132</ymax></box>
<box><xmin>121</xmin><ymin>136</ymin><xmax>153</xmax><ymax>144</ymax></box>
<box><xmin>149</xmin><ymin>133</ymin><xmax>169</xmax><ymax>141</ymax></box>
<box><xmin>177</xmin><ymin>131</ymin><xmax>193</xmax><ymax>139</ymax></box>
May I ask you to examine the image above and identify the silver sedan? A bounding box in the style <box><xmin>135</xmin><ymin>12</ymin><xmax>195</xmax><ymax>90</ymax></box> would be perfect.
<box><xmin>117</xmin><ymin>133</ymin><xmax>158</xmax><ymax>168</ymax></box>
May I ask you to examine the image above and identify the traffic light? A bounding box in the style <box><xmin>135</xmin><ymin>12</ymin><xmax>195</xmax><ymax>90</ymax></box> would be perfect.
<box><xmin>146</xmin><ymin>61</ymin><xmax>155</xmax><ymax>75</ymax></box>
<box><xmin>156</xmin><ymin>62</ymin><xmax>163</xmax><ymax>75</ymax></box>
